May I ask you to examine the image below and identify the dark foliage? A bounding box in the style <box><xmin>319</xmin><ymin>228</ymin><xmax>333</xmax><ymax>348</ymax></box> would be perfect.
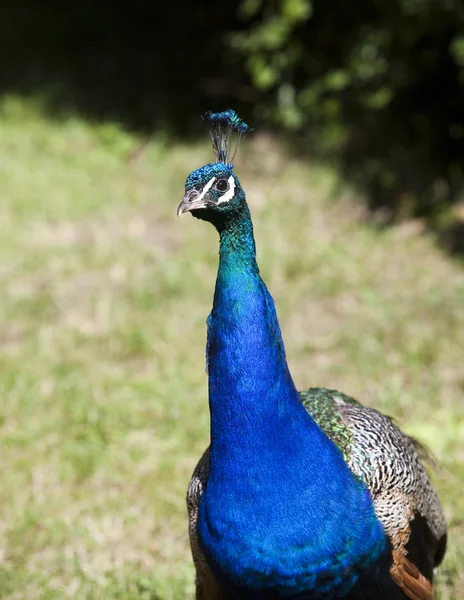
<box><xmin>234</xmin><ymin>0</ymin><xmax>464</xmax><ymax>221</ymax></box>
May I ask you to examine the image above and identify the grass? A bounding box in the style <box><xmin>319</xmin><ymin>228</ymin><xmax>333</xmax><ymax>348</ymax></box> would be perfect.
<box><xmin>0</xmin><ymin>96</ymin><xmax>462</xmax><ymax>599</ymax></box>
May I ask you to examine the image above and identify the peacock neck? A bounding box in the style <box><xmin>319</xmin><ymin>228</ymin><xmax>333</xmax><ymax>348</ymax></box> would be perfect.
<box><xmin>217</xmin><ymin>204</ymin><xmax>257</xmax><ymax>265</ymax></box>
<box><xmin>208</xmin><ymin>206</ymin><xmax>304</xmax><ymax>453</ymax></box>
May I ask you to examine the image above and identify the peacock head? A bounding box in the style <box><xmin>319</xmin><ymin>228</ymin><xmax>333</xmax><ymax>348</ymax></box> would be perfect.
<box><xmin>177</xmin><ymin>110</ymin><xmax>250</xmax><ymax>230</ymax></box>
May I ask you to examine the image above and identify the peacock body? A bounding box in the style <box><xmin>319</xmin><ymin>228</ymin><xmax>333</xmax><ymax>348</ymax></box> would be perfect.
<box><xmin>177</xmin><ymin>111</ymin><xmax>447</xmax><ymax>600</ymax></box>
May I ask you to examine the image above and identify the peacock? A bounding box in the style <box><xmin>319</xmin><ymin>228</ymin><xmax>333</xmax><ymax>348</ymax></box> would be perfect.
<box><xmin>177</xmin><ymin>110</ymin><xmax>447</xmax><ymax>600</ymax></box>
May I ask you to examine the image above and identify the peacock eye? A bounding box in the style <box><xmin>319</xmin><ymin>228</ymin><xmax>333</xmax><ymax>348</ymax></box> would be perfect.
<box><xmin>215</xmin><ymin>179</ymin><xmax>228</xmax><ymax>192</ymax></box>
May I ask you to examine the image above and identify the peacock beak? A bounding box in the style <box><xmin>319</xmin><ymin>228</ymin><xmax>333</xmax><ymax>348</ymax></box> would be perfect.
<box><xmin>177</xmin><ymin>189</ymin><xmax>208</xmax><ymax>216</ymax></box>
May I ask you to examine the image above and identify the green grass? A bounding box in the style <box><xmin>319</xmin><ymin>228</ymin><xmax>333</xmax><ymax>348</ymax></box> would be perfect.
<box><xmin>0</xmin><ymin>96</ymin><xmax>462</xmax><ymax>599</ymax></box>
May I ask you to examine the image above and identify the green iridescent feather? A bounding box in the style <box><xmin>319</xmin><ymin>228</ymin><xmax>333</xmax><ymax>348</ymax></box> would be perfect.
<box><xmin>299</xmin><ymin>388</ymin><xmax>361</xmax><ymax>463</ymax></box>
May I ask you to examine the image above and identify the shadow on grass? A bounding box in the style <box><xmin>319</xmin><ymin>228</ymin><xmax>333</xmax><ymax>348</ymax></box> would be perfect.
<box><xmin>438</xmin><ymin>222</ymin><xmax>464</xmax><ymax>257</ymax></box>
<box><xmin>0</xmin><ymin>0</ymin><xmax>252</xmax><ymax>134</ymax></box>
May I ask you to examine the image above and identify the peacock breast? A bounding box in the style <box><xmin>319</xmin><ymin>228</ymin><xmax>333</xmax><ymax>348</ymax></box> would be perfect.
<box><xmin>196</xmin><ymin>442</ymin><xmax>389</xmax><ymax>599</ymax></box>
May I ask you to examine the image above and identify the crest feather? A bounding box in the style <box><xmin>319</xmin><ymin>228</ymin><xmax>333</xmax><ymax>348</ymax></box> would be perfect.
<box><xmin>202</xmin><ymin>109</ymin><xmax>250</xmax><ymax>168</ymax></box>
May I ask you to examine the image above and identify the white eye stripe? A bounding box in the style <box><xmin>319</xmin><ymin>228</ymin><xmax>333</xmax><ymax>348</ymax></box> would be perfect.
<box><xmin>197</xmin><ymin>176</ymin><xmax>217</xmax><ymax>201</ymax></box>
<box><xmin>216</xmin><ymin>176</ymin><xmax>236</xmax><ymax>204</ymax></box>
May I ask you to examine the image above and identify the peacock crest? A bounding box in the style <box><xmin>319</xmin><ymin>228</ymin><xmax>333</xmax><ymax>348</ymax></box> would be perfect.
<box><xmin>202</xmin><ymin>109</ymin><xmax>250</xmax><ymax>168</ymax></box>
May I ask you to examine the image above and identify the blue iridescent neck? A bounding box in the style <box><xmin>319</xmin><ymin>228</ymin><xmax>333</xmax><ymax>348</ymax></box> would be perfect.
<box><xmin>208</xmin><ymin>204</ymin><xmax>301</xmax><ymax>453</ymax></box>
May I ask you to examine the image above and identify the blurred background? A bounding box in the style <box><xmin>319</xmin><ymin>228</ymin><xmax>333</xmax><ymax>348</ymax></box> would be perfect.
<box><xmin>0</xmin><ymin>0</ymin><xmax>463</xmax><ymax>598</ymax></box>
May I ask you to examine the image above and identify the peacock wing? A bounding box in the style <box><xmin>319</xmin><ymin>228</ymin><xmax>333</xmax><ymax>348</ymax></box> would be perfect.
<box><xmin>301</xmin><ymin>387</ymin><xmax>447</xmax><ymax>600</ymax></box>
<box><xmin>187</xmin><ymin>449</ymin><xmax>235</xmax><ymax>600</ymax></box>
